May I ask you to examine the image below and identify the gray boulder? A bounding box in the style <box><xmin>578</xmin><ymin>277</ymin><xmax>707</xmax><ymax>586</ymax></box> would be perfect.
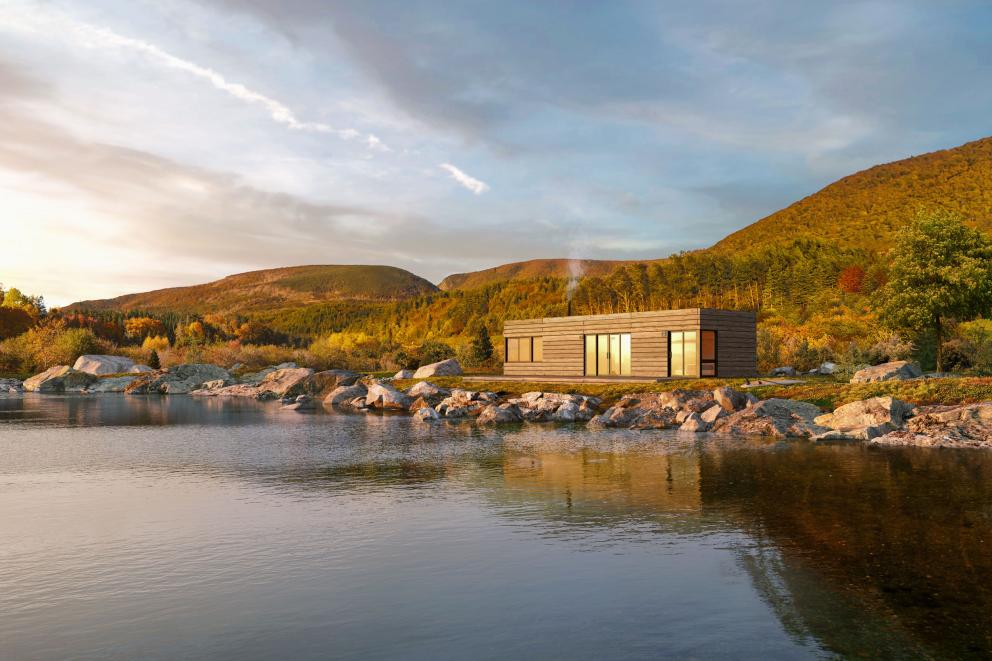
<box><xmin>365</xmin><ymin>381</ymin><xmax>413</xmax><ymax>410</ymax></box>
<box><xmin>281</xmin><ymin>394</ymin><xmax>316</xmax><ymax>411</ymax></box>
<box><xmin>711</xmin><ymin>398</ymin><xmax>828</xmax><ymax>439</ymax></box>
<box><xmin>713</xmin><ymin>386</ymin><xmax>751</xmax><ymax>412</ymax></box>
<box><xmin>406</xmin><ymin>380</ymin><xmax>449</xmax><ymax>402</ymax></box>
<box><xmin>129</xmin><ymin>364</ymin><xmax>155</xmax><ymax>373</ymax></box>
<box><xmin>24</xmin><ymin>365</ymin><xmax>97</xmax><ymax>393</ymax></box>
<box><xmin>87</xmin><ymin>376</ymin><xmax>140</xmax><ymax>393</ymax></box>
<box><xmin>393</xmin><ymin>369</ymin><xmax>414</xmax><ymax>379</ymax></box>
<box><xmin>771</xmin><ymin>366</ymin><xmax>797</xmax><ymax>377</ymax></box>
<box><xmin>679</xmin><ymin>412</ymin><xmax>710</xmax><ymax>432</ymax></box>
<box><xmin>850</xmin><ymin>360</ymin><xmax>922</xmax><ymax>383</ymax></box>
<box><xmin>813</xmin><ymin>396</ymin><xmax>916</xmax><ymax>440</ymax></box>
<box><xmin>413</xmin><ymin>358</ymin><xmax>463</xmax><ymax>379</ymax></box>
<box><xmin>324</xmin><ymin>383</ymin><xmax>369</xmax><ymax>406</ymax></box>
<box><xmin>415</xmin><ymin>406</ymin><xmax>441</xmax><ymax>422</ymax></box>
<box><xmin>0</xmin><ymin>378</ymin><xmax>24</xmax><ymax>395</ymax></box>
<box><xmin>73</xmin><ymin>354</ymin><xmax>136</xmax><ymax>375</ymax></box>
<box><xmin>126</xmin><ymin>364</ymin><xmax>230</xmax><ymax>395</ymax></box>
<box><xmin>700</xmin><ymin>404</ymin><xmax>728</xmax><ymax>424</ymax></box>
<box><xmin>477</xmin><ymin>403</ymin><xmax>524</xmax><ymax>425</ymax></box>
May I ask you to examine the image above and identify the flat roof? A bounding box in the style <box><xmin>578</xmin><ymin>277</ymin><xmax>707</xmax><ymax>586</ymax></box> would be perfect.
<box><xmin>504</xmin><ymin>307</ymin><xmax>755</xmax><ymax>326</ymax></box>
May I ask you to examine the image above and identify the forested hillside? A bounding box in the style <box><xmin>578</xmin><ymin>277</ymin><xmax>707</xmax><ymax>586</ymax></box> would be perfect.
<box><xmin>69</xmin><ymin>265</ymin><xmax>439</xmax><ymax>315</ymax></box>
<box><xmin>714</xmin><ymin>136</ymin><xmax>992</xmax><ymax>253</ymax></box>
<box><xmin>438</xmin><ymin>258</ymin><xmax>639</xmax><ymax>291</ymax></box>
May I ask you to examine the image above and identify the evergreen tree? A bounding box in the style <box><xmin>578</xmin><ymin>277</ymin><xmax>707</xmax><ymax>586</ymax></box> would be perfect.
<box><xmin>148</xmin><ymin>350</ymin><xmax>160</xmax><ymax>370</ymax></box>
<box><xmin>468</xmin><ymin>324</ymin><xmax>495</xmax><ymax>366</ymax></box>
<box><xmin>875</xmin><ymin>210</ymin><xmax>992</xmax><ymax>371</ymax></box>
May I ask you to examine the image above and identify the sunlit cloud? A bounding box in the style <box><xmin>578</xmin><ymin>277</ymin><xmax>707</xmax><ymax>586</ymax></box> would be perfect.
<box><xmin>438</xmin><ymin>163</ymin><xmax>489</xmax><ymax>194</ymax></box>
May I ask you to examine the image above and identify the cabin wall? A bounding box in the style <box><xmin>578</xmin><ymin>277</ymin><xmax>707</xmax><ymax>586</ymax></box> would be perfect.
<box><xmin>700</xmin><ymin>309</ymin><xmax>757</xmax><ymax>377</ymax></box>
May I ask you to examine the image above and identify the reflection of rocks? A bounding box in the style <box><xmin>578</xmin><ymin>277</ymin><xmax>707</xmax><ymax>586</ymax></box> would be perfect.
<box><xmin>87</xmin><ymin>375</ymin><xmax>140</xmax><ymax>393</ymax></box>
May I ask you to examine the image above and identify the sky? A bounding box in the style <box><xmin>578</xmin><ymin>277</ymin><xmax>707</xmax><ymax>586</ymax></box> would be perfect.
<box><xmin>2</xmin><ymin>0</ymin><xmax>991</xmax><ymax>306</ymax></box>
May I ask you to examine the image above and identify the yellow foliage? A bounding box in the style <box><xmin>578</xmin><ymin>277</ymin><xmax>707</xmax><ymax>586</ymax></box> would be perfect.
<box><xmin>141</xmin><ymin>335</ymin><xmax>170</xmax><ymax>352</ymax></box>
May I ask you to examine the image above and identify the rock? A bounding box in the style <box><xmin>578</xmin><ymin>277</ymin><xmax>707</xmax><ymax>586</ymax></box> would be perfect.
<box><xmin>407</xmin><ymin>396</ymin><xmax>431</xmax><ymax>412</ymax></box>
<box><xmin>365</xmin><ymin>381</ymin><xmax>413</xmax><ymax>410</ymax></box>
<box><xmin>657</xmin><ymin>389</ymin><xmax>714</xmax><ymax>412</ymax></box>
<box><xmin>679</xmin><ymin>412</ymin><xmax>710</xmax><ymax>432</ymax></box>
<box><xmin>816</xmin><ymin>361</ymin><xmax>837</xmax><ymax>375</ymax></box>
<box><xmin>713</xmin><ymin>386</ymin><xmax>750</xmax><ymax>412</ymax></box>
<box><xmin>72</xmin><ymin>354</ymin><xmax>136</xmax><ymax>375</ymax></box>
<box><xmin>771</xmin><ymin>366</ymin><xmax>797</xmax><ymax>377</ymax></box>
<box><xmin>412</xmin><ymin>358</ymin><xmax>462</xmax><ymax>379</ymax></box>
<box><xmin>850</xmin><ymin>360</ymin><xmax>922</xmax><ymax>383</ymax></box>
<box><xmin>200</xmin><ymin>379</ymin><xmax>228</xmax><ymax>391</ymax></box>
<box><xmin>324</xmin><ymin>383</ymin><xmax>369</xmax><ymax>406</ymax></box>
<box><xmin>393</xmin><ymin>369</ymin><xmax>414</xmax><ymax>379</ymax></box>
<box><xmin>477</xmin><ymin>403</ymin><xmax>523</xmax><ymax>425</ymax></box>
<box><xmin>871</xmin><ymin>402</ymin><xmax>992</xmax><ymax>448</ymax></box>
<box><xmin>295</xmin><ymin>369</ymin><xmax>360</xmax><ymax>397</ymax></box>
<box><xmin>193</xmin><ymin>367</ymin><xmax>318</xmax><ymax>399</ymax></box>
<box><xmin>414</xmin><ymin>406</ymin><xmax>440</xmax><ymax>422</ymax></box>
<box><xmin>406</xmin><ymin>381</ymin><xmax>449</xmax><ymax>402</ymax></box>
<box><xmin>700</xmin><ymin>404</ymin><xmax>727</xmax><ymax>424</ymax></box>
<box><xmin>125</xmin><ymin>364</ymin><xmax>230</xmax><ymax>395</ymax></box>
<box><xmin>87</xmin><ymin>376</ymin><xmax>139</xmax><ymax>393</ymax></box>
<box><xmin>552</xmin><ymin>401</ymin><xmax>581</xmax><ymax>422</ymax></box>
<box><xmin>129</xmin><ymin>364</ymin><xmax>155</xmax><ymax>373</ymax></box>
<box><xmin>281</xmin><ymin>394</ymin><xmax>315</xmax><ymax>411</ymax></box>
<box><xmin>24</xmin><ymin>366</ymin><xmax>97</xmax><ymax>393</ymax></box>
<box><xmin>675</xmin><ymin>410</ymin><xmax>691</xmax><ymax>424</ymax></box>
<box><xmin>711</xmin><ymin>398</ymin><xmax>828</xmax><ymax>439</ymax></box>
<box><xmin>0</xmin><ymin>378</ymin><xmax>24</xmax><ymax>395</ymax></box>
<box><xmin>813</xmin><ymin>396</ymin><xmax>916</xmax><ymax>440</ymax></box>
<box><xmin>229</xmin><ymin>362</ymin><xmax>244</xmax><ymax>371</ymax></box>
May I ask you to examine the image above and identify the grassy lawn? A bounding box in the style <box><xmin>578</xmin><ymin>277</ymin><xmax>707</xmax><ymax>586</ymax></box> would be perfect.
<box><xmin>392</xmin><ymin>375</ymin><xmax>992</xmax><ymax>410</ymax></box>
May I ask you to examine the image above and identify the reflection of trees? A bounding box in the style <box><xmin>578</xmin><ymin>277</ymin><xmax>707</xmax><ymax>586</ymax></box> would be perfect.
<box><xmin>701</xmin><ymin>444</ymin><xmax>992</xmax><ymax>658</ymax></box>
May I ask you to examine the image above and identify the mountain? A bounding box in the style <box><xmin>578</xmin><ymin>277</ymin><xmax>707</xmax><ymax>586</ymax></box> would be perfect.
<box><xmin>438</xmin><ymin>258</ymin><xmax>645</xmax><ymax>291</ymax></box>
<box><xmin>68</xmin><ymin>265</ymin><xmax>439</xmax><ymax>315</ymax></box>
<box><xmin>713</xmin><ymin>136</ymin><xmax>992</xmax><ymax>254</ymax></box>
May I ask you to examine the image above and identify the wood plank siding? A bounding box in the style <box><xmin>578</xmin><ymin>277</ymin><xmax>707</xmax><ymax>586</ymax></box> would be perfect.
<box><xmin>503</xmin><ymin>308</ymin><xmax>756</xmax><ymax>379</ymax></box>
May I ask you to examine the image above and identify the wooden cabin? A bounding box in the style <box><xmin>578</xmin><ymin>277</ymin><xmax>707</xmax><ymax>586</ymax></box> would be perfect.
<box><xmin>502</xmin><ymin>308</ymin><xmax>756</xmax><ymax>379</ymax></box>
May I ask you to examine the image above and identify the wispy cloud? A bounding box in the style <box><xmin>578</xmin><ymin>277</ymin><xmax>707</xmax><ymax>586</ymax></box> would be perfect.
<box><xmin>439</xmin><ymin>163</ymin><xmax>489</xmax><ymax>194</ymax></box>
<box><xmin>0</xmin><ymin>4</ymin><xmax>387</xmax><ymax>149</ymax></box>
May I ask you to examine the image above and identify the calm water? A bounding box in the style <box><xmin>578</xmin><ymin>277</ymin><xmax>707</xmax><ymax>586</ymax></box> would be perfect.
<box><xmin>2</xmin><ymin>396</ymin><xmax>992</xmax><ymax>659</ymax></box>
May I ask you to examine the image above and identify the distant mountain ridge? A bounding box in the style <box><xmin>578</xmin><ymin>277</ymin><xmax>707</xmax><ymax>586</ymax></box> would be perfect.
<box><xmin>438</xmin><ymin>258</ymin><xmax>647</xmax><ymax>291</ymax></box>
<box><xmin>68</xmin><ymin>265</ymin><xmax>439</xmax><ymax>314</ymax></box>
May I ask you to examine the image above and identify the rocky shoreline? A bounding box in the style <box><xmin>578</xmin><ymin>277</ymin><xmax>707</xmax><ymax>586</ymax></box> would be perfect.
<box><xmin>5</xmin><ymin>356</ymin><xmax>992</xmax><ymax>449</ymax></box>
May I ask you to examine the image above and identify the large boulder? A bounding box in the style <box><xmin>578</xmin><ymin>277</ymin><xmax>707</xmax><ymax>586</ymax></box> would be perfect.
<box><xmin>73</xmin><ymin>354</ymin><xmax>136</xmax><ymax>375</ymax></box>
<box><xmin>813</xmin><ymin>396</ymin><xmax>916</xmax><ymax>440</ymax></box>
<box><xmin>710</xmin><ymin>398</ymin><xmax>828</xmax><ymax>439</ymax></box>
<box><xmin>24</xmin><ymin>365</ymin><xmax>97</xmax><ymax>393</ymax></box>
<box><xmin>679</xmin><ymin>412</ymin><xmax>710</xmax><ymax>432</ymax></box>
<box><xmin>126</xmin><ymin>364</ymin><xmax>230</xmax><ymax>395</ymax></box>
<box><xmin>393</xmin><ymin>369</ymin><xmax>414</xmax><ymax>379</ymax></box>
<box><xmin>713</xmin><ymin>386</ymin><xmax>753</xmax><ymax>412</ymax></box>
<box><xmin>477</xmin><ymin>403</ymin><xmax>524</xmax><ymax>425</ymax></box>
<box><xmin>413</xmin><ymin>358</ymin><xmax>463</xmax><ymax>379</ymax></box>
<box><xmin>365</xmin><ymin>381</ymin><xmax>413</xmax><ymax>410</ymax></box>
<box><xmin>771</xmin><ymin>366</ymin><xmax>797</xmax><ymax>377</ymax></box>
<box><xmin>324</xmin><ymin>383</ymin><xmax>368</xmax><ymax>406</ymax></box>
<box><xmin>415</xmin><ymin>406</ymin><xmax>441</xmax><ymax>422</ymax></box>
<box><xmin>850</xmin><ymin>361</ymin><xmax>922</xmax><ymax>383</ymax></box>
<box><xmin>406</xmin><ymin>381</ymin><xmax>449</xmax><ymax>403</ymax></box>
<box><xmin>87</xmin><ymin>376</ymin><xmax>140</xmax><ymax>393</ymax></box>
<box><xmin>872</xmin><ymin>402</ymin><xmax>992</xmax><ymax>448</ymax></box>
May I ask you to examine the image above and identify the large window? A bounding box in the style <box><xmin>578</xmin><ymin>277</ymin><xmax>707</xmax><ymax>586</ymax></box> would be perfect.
<box><xmin>506</xmin><ymin>336</ymin><xmax>542</xmax><ymax>362</ymax></box>
<box><xmin>584</xmin><ymin>333</ymin><xmax>631</xmax><ymax>376</ymax></box>
<box><xmin>669</xmin><ymin>330</ymin><xmax>717</xmax><ymax>377</ymax></box>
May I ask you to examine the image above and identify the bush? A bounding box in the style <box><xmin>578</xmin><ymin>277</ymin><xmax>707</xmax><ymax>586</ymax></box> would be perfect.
<box><xmin>141</xmin><ymin>335</ymin><xmax>170</xmax><ymax>352</ymax></box>
<box><xmin>0</xmin><ymin>307</ymin><xmax>34</xmax><ymax>340</ymax></box>
<box><xmin>0</xmin><ymin>321</ymin><xmax>108</xmax><ymax>375</ymax></box>
<box><xmin>417</xmin><ymin>340</ymin><xmax>455</xmax><ymax>366</ymax></box>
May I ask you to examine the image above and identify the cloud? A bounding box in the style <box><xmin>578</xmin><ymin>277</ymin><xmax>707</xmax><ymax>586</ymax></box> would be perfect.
<box><xmin>439</xmin><ymin>163</ymin><xmax>489</xmax><ymax>195</ymax></box>
<box><xmin>0</xmin><ymin>3</ymin><xmax>387</xmax><ymax>149</ymax></box>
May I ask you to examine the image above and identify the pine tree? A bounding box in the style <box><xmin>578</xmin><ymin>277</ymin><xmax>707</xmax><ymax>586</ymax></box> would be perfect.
<box><xmin>148</xmin><ymin>350</ymin><xmax>160</xmax><ymax>370</ymax></box>
<box><xmin>468</xmin><ymin>324</ymin><xmax>494</xmax><ymax>366</ymax></box>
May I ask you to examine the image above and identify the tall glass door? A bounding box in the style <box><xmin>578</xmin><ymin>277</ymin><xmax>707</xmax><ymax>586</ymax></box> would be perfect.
<box><xmin>669</xmin><ymin>331</ymin><xmax>698</xmax><ymax>377</ymax></box>
<box><xmin>584</xmin><ymin>333</ymin><xmax>631</xmax><ymax>376</ymax></box>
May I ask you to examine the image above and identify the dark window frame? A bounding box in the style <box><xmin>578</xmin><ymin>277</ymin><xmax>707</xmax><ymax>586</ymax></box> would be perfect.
<box><xmin>701</xmin><ymin>330</ymin><xmax>718</xmax><ymax>377</ymax></box>
<box><xmin>505</xmin><ymin>336</ymin><xmax>542</xmax><ymax>363</ymax></box>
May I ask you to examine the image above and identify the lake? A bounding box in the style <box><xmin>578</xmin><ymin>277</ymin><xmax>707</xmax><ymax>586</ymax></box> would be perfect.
<box><xmin>2</xmin><ymin>395</ymin><xmax>991</xmax><ymax>659</ymax></box>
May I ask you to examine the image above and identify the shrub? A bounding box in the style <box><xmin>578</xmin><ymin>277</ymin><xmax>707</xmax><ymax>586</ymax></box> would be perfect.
<box><xmin>417</xmin><ymin>339</ymin><xmax>455</xmax><ymax>366</ymax></box>
<box><xmin>0</xmin><ymin>307</ymin><xmax>34</xmax><ymax>340</ymax></box>
<box><xmin>141</xmin><ymin>335</ymin><xmax>170</xmax><ymax>352</ymax></box>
